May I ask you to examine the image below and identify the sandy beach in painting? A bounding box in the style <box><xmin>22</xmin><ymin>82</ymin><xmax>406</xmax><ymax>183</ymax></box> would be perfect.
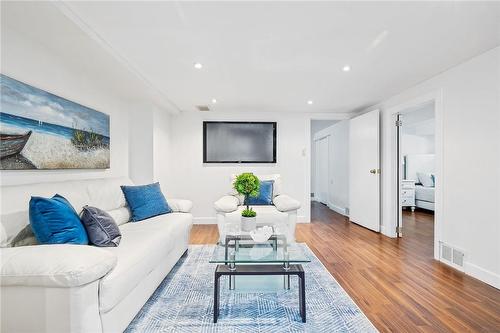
<box><xmin>1</xmin><ymin>123</ymin><xmax>109</xmax><ymax>169</ymax></box>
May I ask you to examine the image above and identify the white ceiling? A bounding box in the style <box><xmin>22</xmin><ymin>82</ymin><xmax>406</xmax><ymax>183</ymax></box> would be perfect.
<box><xmin>1</xmin><ymin>1</ymin><xmax>172</xmax><ymax>110</ymax></box>
<box><xmin>7</xmin><ymin>2</ymin><xmax>500</xmax><ymax>114</ymax></box>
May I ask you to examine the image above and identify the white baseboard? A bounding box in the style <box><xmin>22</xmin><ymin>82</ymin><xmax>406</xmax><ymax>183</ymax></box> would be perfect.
<box><xmin>297</xmin><ymin>215</ymin><xmax>309</xmax><ymax>223</ymax></box>
<box><xmin>327</xmin><ymin>202</ymin><xmax>348</xmax><ymax>217</ymax></box>
<box><xmin>464</xmin><ymin>261</ymin><xmax>500</xmax><ymax>290</ymax></box>
<box><xmin>193</xmin><ymin>215</ymin><xmax>309</xmax><ymax>225</ymax></box>
<box><xmin>193</xmin><ymin>217</ymin><xmax>216</xmax><ymax>225</ymax></box>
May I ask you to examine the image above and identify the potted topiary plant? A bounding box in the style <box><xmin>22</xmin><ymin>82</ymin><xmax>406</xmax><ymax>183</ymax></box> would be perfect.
<box><xmin>233</xmin><ymin>173</ymin><xmax>260</xmax><ymax>231</ymax></box>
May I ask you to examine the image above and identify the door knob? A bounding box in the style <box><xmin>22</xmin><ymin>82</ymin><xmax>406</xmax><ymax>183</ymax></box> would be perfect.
<box><xmin>370</xmin><ymin>169</ymin><xmax>379</xmax><ymax>174</ymax></box>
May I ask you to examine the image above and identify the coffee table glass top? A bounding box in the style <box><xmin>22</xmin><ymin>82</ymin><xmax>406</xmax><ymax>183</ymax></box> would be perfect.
<box><xmin>209</xmin><ymin>240</ymin><xmax>311</xmax><ymax>264</ymax></box>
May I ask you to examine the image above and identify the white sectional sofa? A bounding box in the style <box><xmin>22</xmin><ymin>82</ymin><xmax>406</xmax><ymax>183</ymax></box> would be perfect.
<box><xmin>0</xmin><ymin>177</ymin><xmax>193</xmax><ymax>333</ymax></box>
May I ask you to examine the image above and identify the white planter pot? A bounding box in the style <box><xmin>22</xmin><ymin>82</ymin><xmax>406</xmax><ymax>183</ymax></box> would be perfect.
<box><xmin>241</xmin><ymin>216</ymin><xmax>257</xmax><ymax>232</ymax></box>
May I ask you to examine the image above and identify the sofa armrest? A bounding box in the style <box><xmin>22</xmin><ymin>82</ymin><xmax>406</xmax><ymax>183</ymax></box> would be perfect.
<box><xmin>214</xmin><ymin>195</ymin><xmax>239</xmax><ymax>213</ymax></box>
<box><xmin>273</xmin><ymin>195</ymin><xmax>301</xmax><ymax>212</ymax></box>
<box><xmin>0</xmin><ymin>245</ymin><xmax>117</xmax><ymax>288</ymax></box>
<box><xmin>167</xmin><ymin>198</ymin><xmax>193</xmax><ymax>213</ymax></box>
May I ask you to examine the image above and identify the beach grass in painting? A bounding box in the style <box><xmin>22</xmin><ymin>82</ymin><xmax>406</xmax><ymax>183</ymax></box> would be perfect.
<box><xmin>0</xmin><ymin>74</ymin><xmax>110</xmax><ymax>170</ymax></box>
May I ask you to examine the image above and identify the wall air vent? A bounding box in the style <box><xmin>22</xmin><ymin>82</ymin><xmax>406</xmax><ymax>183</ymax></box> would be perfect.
<box><xmin>439</xmin><ymin>242</ymin><xmax>465</xmax><ymax>271</ymax></box>
<box><xmin>197</xmin><ymin>105</ymin><xmax>210</xmax><ymax>111</ymax></box>
<box><xmin>452</xmin><ymin>248</ymin><xmax>465</xmax><ymax>267</ymax></box>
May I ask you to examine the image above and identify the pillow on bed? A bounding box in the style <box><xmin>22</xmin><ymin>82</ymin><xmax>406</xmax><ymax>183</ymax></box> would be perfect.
<box><xmin>417</xmin><ymin>173</ymin><xmax>434</xmax><ymax>187</ymax></box>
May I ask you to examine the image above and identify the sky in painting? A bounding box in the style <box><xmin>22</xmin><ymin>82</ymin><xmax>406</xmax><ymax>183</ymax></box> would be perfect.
<box><xmin>0</xmin><ymin>74</ymin><xmax>109</xmax><ymax>137</ymax></box>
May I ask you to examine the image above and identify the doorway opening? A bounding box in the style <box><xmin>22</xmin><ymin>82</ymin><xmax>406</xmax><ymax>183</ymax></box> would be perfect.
<box><xmin>310</xmin><ymin>119</ymin><xmax>350</xmax><ymax>218</ymax></box>
<box><xmin>396</xmin><ymin>101</ymin><xmax>436</xmax><ymax>256</ymax></box>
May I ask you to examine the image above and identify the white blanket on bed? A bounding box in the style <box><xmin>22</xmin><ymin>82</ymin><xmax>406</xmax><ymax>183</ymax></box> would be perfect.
<box><xmin>415</xmin><ymin>185</ymin><xmax>435</xmax><ymax>203</ymax></box>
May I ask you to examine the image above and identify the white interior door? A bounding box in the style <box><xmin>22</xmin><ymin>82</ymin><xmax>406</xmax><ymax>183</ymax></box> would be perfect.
<box><xmin>349</xmin><ymin>110</ymin><xmax>380</xmax><ymax>232</ymax></box>
<box><xmin>314</xmin><ymin>136</ymin><xmax>329</xmax><ymax>204</ymax></box>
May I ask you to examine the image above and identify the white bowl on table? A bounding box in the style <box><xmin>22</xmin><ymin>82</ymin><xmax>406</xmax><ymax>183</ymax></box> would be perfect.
<box><xmin>249</xmin><ymin>226</ymin><xmax>273</xmax><ymax>243</ymax></box>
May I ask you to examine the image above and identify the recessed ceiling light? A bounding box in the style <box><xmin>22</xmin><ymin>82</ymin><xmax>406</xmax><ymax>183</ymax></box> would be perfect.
<box><xmin>211</xmin><ymin>99</ymin><xmax>217</xmax><ymax>104</ymax></box>
<box><xmin>307</xmin><ymin>100</ymin><xmax>313</xmax><ymax>105</ymax></box>
<box><xmin>342</xmin><ymin>65</ymin><xmax>351</xmax><ymax>72</ymax></box>
<box><xmin>194</xmin><ymin>62</ymin><xmax>203</xmax><ymax>69</ymax></box>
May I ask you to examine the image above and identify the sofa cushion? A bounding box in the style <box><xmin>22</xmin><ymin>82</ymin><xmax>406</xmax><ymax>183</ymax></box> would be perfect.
<box><xmin>167</xmin><ymin>199</ymin><xmax>193</xmax><ymax>213</ymax></box>
<box><xmin>121</xmin><ymin>183</ymin><xmax>172</xmax><ymax>221</ymax></box>
<box><xmin>87</xmin><ymin>178</ymin><xmax>132</xmax><ymax>211</ymax></box>
<box><xmin>106</xmin><ymin>207</ymin><xmax>131</xmax><ymax>226</ymax></box>
<box><xmin>224</xmin><ymin>205</ymin><xmax>288</xmax><ymax>226</ymax></box>
<box><xmin>0</xmin><ymin>245</ymin><xmax>117</xmax><ymax>287</ymax></box>
<box><xmin>98</xmin><ymin>213</ymin><xmax>192</xmax><ymax>313</ymax></box>
<box><xmin>29</xmin><ymin>194</ymin><xmax>88</xmax><ymax>245</ymax></box>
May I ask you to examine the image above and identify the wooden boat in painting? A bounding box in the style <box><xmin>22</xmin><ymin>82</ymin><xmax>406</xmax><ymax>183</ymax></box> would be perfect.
<box><xmin>0</xmin><ymin>130</ymin><xmax>32</xmax><ymax>159</ymax></box>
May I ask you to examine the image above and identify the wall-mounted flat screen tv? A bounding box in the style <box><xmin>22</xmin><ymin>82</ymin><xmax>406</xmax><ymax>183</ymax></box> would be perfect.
<box><xmin>203</xmin><ymin>121</ymin><xmax>276</xmax><ymax>163</ymax></box>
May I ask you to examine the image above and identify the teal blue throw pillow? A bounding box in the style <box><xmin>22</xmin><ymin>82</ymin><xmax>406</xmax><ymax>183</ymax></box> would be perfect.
<box><xmin>247</xmin><ymin>180</ymin><xmax>274</xmax><ymax>205</ymax></box>
<box><xmin>121</xmin><ymin>182</ymin><xmax>172</xmax><ymax>221</ymax></box>
<box><xmin>29</xmin><ymin>194</ymin><xmax>89</xmax><ymax>245</ymax></box>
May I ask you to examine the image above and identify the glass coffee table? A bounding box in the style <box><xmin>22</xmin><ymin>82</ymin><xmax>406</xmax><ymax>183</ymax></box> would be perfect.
<box><xmin>210</xmin><ymin>230</ymin><xmax>310</xmax><ymax>323</ymax></box>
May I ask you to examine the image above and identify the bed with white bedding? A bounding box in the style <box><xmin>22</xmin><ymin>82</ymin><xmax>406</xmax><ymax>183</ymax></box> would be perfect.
<box><xmin>404</xmin><ymin>154</ymin><xmax>435</xmax><ymax>211</ymax></box>
<box><xmin>415</xmin><ymin>185</ymin><xmax>435</xmax><ymax>210</ymax></box>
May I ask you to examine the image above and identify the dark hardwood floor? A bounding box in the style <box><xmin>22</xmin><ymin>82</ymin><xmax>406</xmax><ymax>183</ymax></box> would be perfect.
<box><xmin>190</xmin><ymin>202</ymin><xmax>500</xmax><ymax>332</ymax></box>
<box><xmin>402</xmin><ymin>207</ymin><xmax>435</xmax><ymax>259</ymax></box>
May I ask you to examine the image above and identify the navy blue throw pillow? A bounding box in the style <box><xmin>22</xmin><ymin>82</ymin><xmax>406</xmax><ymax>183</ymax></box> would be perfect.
<box><xmin>247</xmin><ymin>180</ymin><xmax>274</xmax><ymax>205</ymax></box>
<box><xmin>29</xmin><ymin>194</ymin><xmax>89</xmax><ymax>245</ymax></box>
<box><xmin>81</xmin><ymin>206</ymin><xmax>122</xmax><ymax>247</ymax></box>
<box><xmin>121</xmin><ymin>182</ymin><xmax>172</xmax><ymax>221</ymax></box>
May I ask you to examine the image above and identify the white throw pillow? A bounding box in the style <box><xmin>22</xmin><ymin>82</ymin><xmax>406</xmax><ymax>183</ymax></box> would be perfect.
<box><xmin>417</xmin><ymin>172</ymin><xmax>434</xmax><ymax>187</ymax></box>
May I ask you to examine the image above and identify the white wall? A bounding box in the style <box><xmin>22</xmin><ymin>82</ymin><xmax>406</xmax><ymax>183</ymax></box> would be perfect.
<box><xmin>0</xmin><ymin>21</ymin><xmax>131</xmax><ymax>186</ymax></box>
<box><xmin>129</xmin><ymin>108</ymin><xmax>154</xmax><ymax>184</ymax></box>
<box><xmin>402</xmin><ymin>133</ymin><xmax>434</xmax><ymax>155</ymax></box>
<box><xmin>128</xmin><ymin>107</ymin><xmax>173</xmax><ymax>192</ymax></box>
<box><xmin>153</xmin><ymin>108</ymin><xmax>173</xmax><ymax>189</ymax></box>
<box><xmin>311</xmin><ymin>120</ymin><xmax>338</xmax><ymax>135</ymax></box>
<box><xmin>362</xmin><ymin>46</ymin><xmax>500</xmax><ymax>288</ymax></box>
<box><xmin>168</xmin><ymin>111</ymin><xmax>311</xmax><ymax>223</ymax></box>
<box><xmin>402</xmin><ymin>106</ymin><xmax>435</xmax><ymax>156</ymax></box>
<box><xmin>312</xmin><ymin>121</ymin><xmax>350</xmax><ymax>215</ymax></box>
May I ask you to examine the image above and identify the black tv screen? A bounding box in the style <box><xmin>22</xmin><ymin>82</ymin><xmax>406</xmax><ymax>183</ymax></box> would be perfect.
<box><xmin>203</xmin><ymin>122</ymin><xmax>276</xmax><ymax>163</ymax></box>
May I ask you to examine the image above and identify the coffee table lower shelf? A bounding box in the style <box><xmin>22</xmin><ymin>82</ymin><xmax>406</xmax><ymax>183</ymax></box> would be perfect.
<box><xmin>213</xmin><ymin>264</ymin><xmax>306</xmax><ymax>323</ymax></box>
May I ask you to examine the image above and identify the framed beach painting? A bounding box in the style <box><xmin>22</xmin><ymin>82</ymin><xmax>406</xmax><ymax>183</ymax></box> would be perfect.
<box><xmin>0</xmin><ymin>74</ymin><xmax>110</xmax><ymax>170</ymax></box>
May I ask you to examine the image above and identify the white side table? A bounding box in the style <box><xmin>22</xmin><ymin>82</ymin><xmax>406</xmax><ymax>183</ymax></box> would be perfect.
<box><xmin>401</xmin><ymin>179</ymin><xmax>416</xmax><ymax>211</ymax></box>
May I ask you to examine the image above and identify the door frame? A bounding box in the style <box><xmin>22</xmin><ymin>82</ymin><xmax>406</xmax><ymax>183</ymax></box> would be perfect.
<box><xmin>386</xmin><ymin>90</ymin><xmax>443</xmax><ymax>260</ymax></box>
<box><xmin>313</xmin><ymin>134</ymin><xmax>330</xmax><ymax>204</ymax></box>
<box><xmin>307</xmin><ymin>116</ymin><xmax>349</xmax><ymax>222</ymax></box>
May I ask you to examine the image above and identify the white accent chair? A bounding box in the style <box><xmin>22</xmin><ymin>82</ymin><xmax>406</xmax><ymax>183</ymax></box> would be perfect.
<box><xmin>214</xmin><ymin>174</ymin><xmax>301</xmax><ymax>243</ymax></box>
<box><xmin>0</xmin><ymin>177</ymin><xmax>193</xmax><ymax>333</ymax></box>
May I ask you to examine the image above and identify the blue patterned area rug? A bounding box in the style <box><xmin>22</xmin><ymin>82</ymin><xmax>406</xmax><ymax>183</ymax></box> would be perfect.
<box><xmin>126</xmin><ymin>244</ymin><xmax>378</xmax><ymax>333</ymax></box>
